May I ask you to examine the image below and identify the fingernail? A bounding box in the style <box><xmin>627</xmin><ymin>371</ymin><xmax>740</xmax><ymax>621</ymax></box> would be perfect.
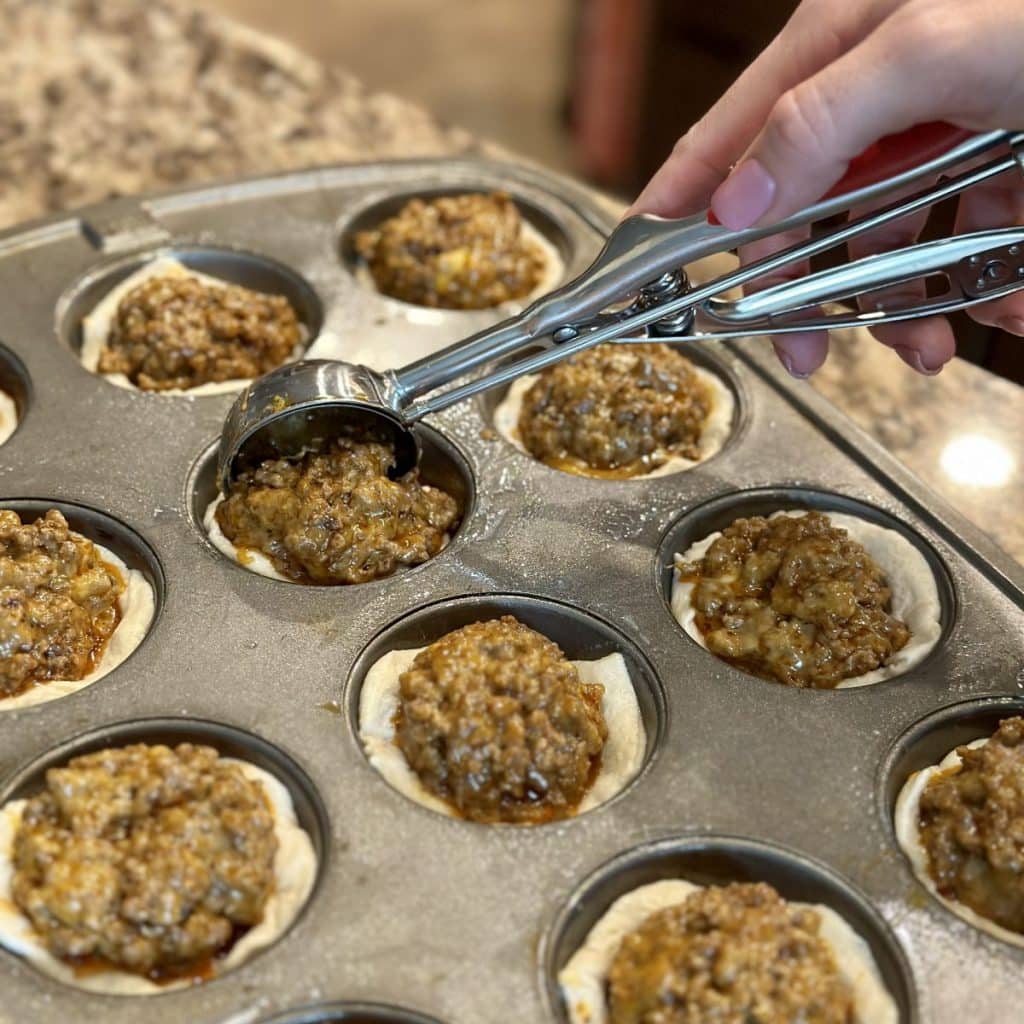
<box><xmin>711</xmin><ymin>159</ymin><xmax>777</xmax><ymax>231</ymax></box>
<box><xmin>997</xmin><ymin>316</ymin><xmax>1024</xmax><ymax>335</ymax></box>
<box><xmin>894</xmin><ymin>345</ymin><xmax>943</xmax><ymax>375</ymax></box>
<box><xmin>777</xmin><ymin>351</ymin><xmax>810</xmax><ymax>380</ymax></box>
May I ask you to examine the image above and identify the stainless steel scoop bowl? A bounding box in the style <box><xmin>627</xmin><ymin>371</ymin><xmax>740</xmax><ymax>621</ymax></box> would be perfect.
<box><xmin>218</xmin><ymin>127</ymin><xmax>1024</xmax><ymax>491</ymax></box>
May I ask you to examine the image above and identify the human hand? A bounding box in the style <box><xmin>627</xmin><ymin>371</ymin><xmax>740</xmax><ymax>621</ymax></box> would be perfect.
<box><xmin>630</xmin><ymin>0</ymin><xmax>1024</xmax><ymax>377</ymax></box>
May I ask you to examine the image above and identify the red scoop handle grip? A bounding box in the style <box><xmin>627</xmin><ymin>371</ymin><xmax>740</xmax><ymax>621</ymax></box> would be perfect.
<box><xmin>822</xmin><ymin>121</ymin><xmax>973</xmax><ymax>199</ymax></box>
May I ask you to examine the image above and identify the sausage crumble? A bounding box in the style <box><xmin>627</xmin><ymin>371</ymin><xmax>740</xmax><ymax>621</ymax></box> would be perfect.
<box><xmin>215</xmin><ymin>436</ymin><xmax>460</xmax><ymax>585</ymax></box>
<box><xmin>517</xmin><ymin>343</ymin><xmax>712</xmax><ymax>477</ymax></box>
<box><xmin>0</xmin><ymin>509</ymin><xmax>124</xmax><ymax>698</ymax></box>
<box><xmin>608</xmin><ymin>882</ymin><xmax>855</xmax><ymax>1024</ymax></box>
<box><xmin>919</xmin><ymin>716</ymin><xmax>1024</xmax><ymax>934</ymax></box>
<box><xmin>679</xmin><ymin>511</ymin><xmax>910</xmax><ymax>688</ymax></box>
<box><xmin>354</xmin><ymin>191</ymin><xmax>546</xmax><ymax>309</ymax></box>
<box><xmin>395</xmin><ymin>616</ymin><xmax>607</xmax><ymax>823</ymax></box>
<box><xmin>11</xmin><ymin>743</ymin><xmax>277</xmax><ymax>980</ymax></box>
<box><xmin>98</xmin><ymin>273</ymin><xmax>302</xmax><ymax>390</ymax></box>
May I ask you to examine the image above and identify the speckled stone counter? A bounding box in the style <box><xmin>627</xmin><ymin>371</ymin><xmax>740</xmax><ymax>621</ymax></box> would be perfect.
<box><xmin>1</xmin><ymin>0</ymin><xmax>1020</xmax><ymax>562</ymax></box>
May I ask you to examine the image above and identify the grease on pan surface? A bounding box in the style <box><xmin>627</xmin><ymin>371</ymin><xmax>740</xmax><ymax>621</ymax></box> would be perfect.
<box><xmin>558</xmin><ymin>879</ymin><xmax>898</xmax><ymax>1024</ymax></box>
<box><xmin>493</xmin><ymin>344</ymin><xmax>734</xmax><ymax>480</ymax></box>
<box><xmin>353</xmin><ymin>192</ymin><xmax>563</xmax><ymax>310</ymax></box>
<box><xmin>671</xmin><ymin>510</ymin><xmax>941</xmax><ymax>688</ymax></box>
<box><xmin>203</xmin><ymin>437</ymin><xmax>460</xmax><ymax>585</ymax></box>
<box><xmin>0</xmin><ymin>747</ymin><xmax>316</xmax><ymax>995</ymax></box>
<box><xmin>0</xmin><ymin>510</ymin><xmax>155</xmax><ymax>711</ymax></box>
<box><xmin>0</xmin><ymin>391</ymin><xmax>15</xmax><ymax>446</ymax></box>
<box><xmin>80</xmin><ymin>258</ymin><xmax>340</xmax><ymax>395</ymax></box>
<box><xmin>359</xmin><ymin>618</ymin><xmax>644</xmax><ymax>823</ymax></box>
<box><xmin>895</xmin><ymin>718</ymin><xmax>1024</xmax><ymax>948</ymax></box>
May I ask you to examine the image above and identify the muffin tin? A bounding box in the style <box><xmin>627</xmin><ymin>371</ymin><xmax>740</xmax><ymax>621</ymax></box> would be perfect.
<box><xmin>0</xmin><ymin>158</ymin><xmax>1022</xmax><ymax>1023</ymax></box>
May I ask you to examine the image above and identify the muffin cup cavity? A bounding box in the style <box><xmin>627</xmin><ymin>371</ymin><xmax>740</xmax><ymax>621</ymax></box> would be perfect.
<box><xmin>478</xmin><ymin>342</ymin><xmax>744</xmax><ymax>480</ymax></box>
<box><xmin>542</xmin><ymin>834</ymin><xmax>916</xmax><ymax>1023</ymax></box>
<box><xmin>56</xmin><ymin>246</ymin><xmax>325</xmax><ymax>394</ymax></box>
<box><xmin>0</xmin><ymin>344</ymin><xmax>30</xmax><ymax>446</ymax></box>
<box><xmin>338</xmin><ymin>187</ymin><xmax>571</xmax><ymax>310</ymax></box>
<box><xmin>883</xmin><ymin>696</ymin><xmax>1024</xmax><ymax>947</ymax></box>
<box><xmin>0</xmin><ymin>499</ymin><xmax>164</xmax><ymax>710</ymax></box>
<box><xmin>186</xmin><ymin>424</ymin><xmax>476</xmax><ymax>586</ymax></box>
<box><xmin>655</xmin><ymin>487</ymin><xmax>956</xmax><ymax>688</ymax></box>
<box><xmin>346</xmin><ymin>594</ymin><xmax>666</xmax><ymax>821</ymax></box>
<box><xmin>0</xmin><ymin>717</ymin><xmax>328</xmax><ymax>993</ymax></box>
<box><xmin>258</xmin><ymin>1003</ymin><xmax>444</xmax><ymax>1024</ymax></box>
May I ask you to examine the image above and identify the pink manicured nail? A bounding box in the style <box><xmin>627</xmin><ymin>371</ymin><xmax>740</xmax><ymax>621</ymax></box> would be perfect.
<box><xmin>711</xmin><ymin>159</ymin><xmax>777</xmax><ymax>230</ymax></box>
<box><xmin>894</xmin><ymin>345</ymin><xmax>943</xmax><ymax>375</ymax></box>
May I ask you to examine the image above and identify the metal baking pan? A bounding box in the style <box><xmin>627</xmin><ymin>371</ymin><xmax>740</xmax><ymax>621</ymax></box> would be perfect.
<box><xmin>0</xmin><ymin>157</ymin><xmax>1021</xmax><ymax>1024</ymax></box>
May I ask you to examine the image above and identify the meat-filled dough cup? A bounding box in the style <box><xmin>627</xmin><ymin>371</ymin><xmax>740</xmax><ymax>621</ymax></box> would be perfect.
<box><xmin>0</xmin><ymin>759</ymin><xmax>317</xmax><ymax>994</ymax></box>
<box><xmin>0</xmin><ymin>390</ymin><xmax>15</xmax><ymax>446</ymax></box>
<box><xmin>558</xmin><ymin>879</ymin><xmax>899</xmax><ymax>1024</ymax></box>
<box><xmin>671</xmin><ymin>509</ymin><xmax>943</xmax><ymax>688</ymax></box>
<box><xmin>1</xmin><ymin>539</ymin><xmax>155</xmax><ymax>712</ymax></box>
<box><xmin>355</xmin><ymin>218</ymin><xmax>564</xmax><ymax>313</ymax></box>
<box><xmin>203</xmin><ymin>494</ymin><xmax>453</xmax><ymax>584</ymax></box>
<box><xmin>358</xmin><ymin>647</ymin><xmax>645</xmax><ymax>820</ymax></box>
<box><xmin>80</xmin><ymin>257</ymin><xmax>339</xmax><ymax>395</ymax></box>
<box><xmin>492</xmin><ymin>363</ymin><xmax>734</xmax><ymax>479</ymax></box>
<box><xmin>894</xmin><ymin>737</ymin><xmax>1024</xmax><ymax>948</ymax></box>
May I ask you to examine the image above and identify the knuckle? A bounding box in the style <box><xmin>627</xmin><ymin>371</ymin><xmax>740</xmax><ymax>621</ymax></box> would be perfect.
<box><xmin>769</xmin><ymin>85</ymin><xmax>834</xmax><ymax>162</ymax></box>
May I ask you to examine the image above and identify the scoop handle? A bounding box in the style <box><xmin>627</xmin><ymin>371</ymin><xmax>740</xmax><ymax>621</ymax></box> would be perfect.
<box><xmin>823</xmin><ymin>122</ymin><xmax>975</xmax><ymax>200</ymax></box>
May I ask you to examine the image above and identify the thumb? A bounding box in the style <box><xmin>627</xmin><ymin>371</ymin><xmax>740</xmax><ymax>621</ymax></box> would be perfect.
<box><xmin>709</xmin><ymin>13</ymin><xmax>959</xmax><ymax>230</ymax></box>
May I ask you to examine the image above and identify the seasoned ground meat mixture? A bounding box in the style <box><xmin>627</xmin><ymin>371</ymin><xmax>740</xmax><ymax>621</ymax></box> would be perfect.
<box><xmin>97</xmin><ymin>273</ymin><xmax>302</xmax><ymax>390</ymax></box>
<box><xmin>395</xmin><ymin>616</ymin><xmax>607</xmax><ymax>824</ymax></box>
<box><xmin>215</xmin><ymin>437</ymin><xmax>460</xmax><ymax>585</ymax></box>
<box><xmin>919</xmin><ymin>716</ymin><xmax>1024</xmax><ymax>934</ymax></box>
<box><xmin>517</xmin><ymin>343</ymin><xmax>712</xmax><ymax>477</ymax></box>
<box><xmin>0</xmin><ymin>509</ymin><xmax>124</xmax><ymax>697</ymax></box>
<box><xmin>679</xmin><ymin>511</ymin><xmax>910</xmax><ymax>688</ymax></box>
<box><xmin>11</xmin><ymin>743</ymin><xmax>277</xmax><ymax>979</ymax></box>
<box><xmin>354</xmin><ymin>192</ymin><xmax>545</xmax><ymax>309</ymax></box>
<box><xmin>608</xmin><ymin>883</ymin><xmax>855</xmax><ymax>1024</ymax></box>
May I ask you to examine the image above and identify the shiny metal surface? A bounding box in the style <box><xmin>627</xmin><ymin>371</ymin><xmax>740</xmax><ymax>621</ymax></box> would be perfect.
<box><xmin>220</xmin><ymin>131</ymin><xmax>1024</xmax><ymax>478</ymax></box>
<box><xmin>0</xmin><ymin>158</ymin><xmax>1022</xmax><ymax>1024</ymax></box>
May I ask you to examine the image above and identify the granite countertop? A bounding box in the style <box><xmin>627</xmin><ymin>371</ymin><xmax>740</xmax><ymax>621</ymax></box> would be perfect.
<box><xmin>1</xmin><ymin>0</ymin><xmax>1020</xmax><ymax>563</ymax></box>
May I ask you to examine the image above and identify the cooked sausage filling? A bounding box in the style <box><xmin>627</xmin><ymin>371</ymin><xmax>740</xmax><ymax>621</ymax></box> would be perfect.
<box><xmin>919</xmin><ymin>716</ymin><xmax>1024</xmax><ymax>934</ymax></box>
<box><xmin>395</xmin><ymin>616</ymin><xmax>607</xmax><ymax>823</ymax></box>
<box><xmin>608</xmin><ymin>882</ymin><xmax>855</xmax><ymax>1024</ymax></box>
<box><xmin>215</xmin><ymin>437</ymin><xmax>460</xmax><ymax>585</ymax></box>
<box><xmin>98</xmin><ymin>274</ymin><xmax>302</xmax><ymax>390</ymax></box>
<box><xmin>354</xmin><ymin>191</ymin><xmax>545</xmax><ymax>309</ymax></box>
<box><xmin>0</xmin><ymin>509</ymin><xmax>124</xmax><ymax>697</ymax></box>
<box><xmin>517</xmin><ymin>343</ymin><xmax>712</xmax><ymax>477</ymax></box>
<box><xmin>11</xmin><ymin>743</ymin><xmax>277</xmax><ymax>980</ymax></box>
<box><xmin>679</xmin><ymin>511</ymin><xmax>910</xmax><ymax>688</ymax></box>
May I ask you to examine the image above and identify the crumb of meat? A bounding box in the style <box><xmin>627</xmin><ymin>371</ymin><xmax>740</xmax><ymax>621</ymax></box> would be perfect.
<box><xmin>518</xmin><ymin>343</ymin><xmax>712</xmax><ymax>476</ymax></box>
<box><xmin>11</xmin><ymin>743</ymin><xmax>277</xmax><ymax>978</ymax></box>
<box><xmin>354</xmin><ymin>191</ymin><xmax>545</xmax><ymax>309</ymax></box>
<box><xmin>0</xmin><ymin>509</ymin><xmax>124</xmax><ymax>697</ymax></box>
<box><xmin>395</xmin><ymin>616</ymin><xmax>607</xmax><ymax>824</ymax></box>
<box><xmin>608</xmin><ymin>882</ymin><xmax>855</xmax><ymax>1024</ymax></box>
<box><xmin>920</xmin><ymin>715</ymin><xmax>1024</xmax><ymax>934</ymax></box>
<box><xmin>215</xmin><ymin>436</ymin><xmax>460</xmax><ymax>584</ymax></box>
<box><xmin>680</xmin><ymin>511</ymin><xmax>909</xmax><ymax>688</ymax></box>
<box><xmin>98</xmin><ymin>274</ymin><xmax>302</xmax><ymax>390</ymax></box>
